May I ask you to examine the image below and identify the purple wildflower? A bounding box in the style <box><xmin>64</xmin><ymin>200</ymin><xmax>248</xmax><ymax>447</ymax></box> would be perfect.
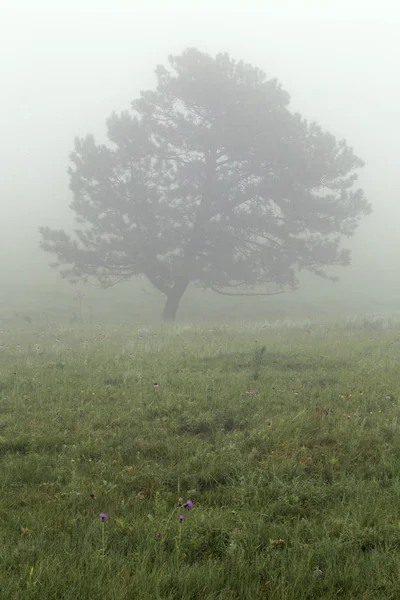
<box><xmin>99</xmin><ymin>513</ymin><xmax>107</xmax><ymax>520</ymax></box>
<box><xmin>179</xmin><ymin>514</ymin><xmax>185</xmax><ymax>522</ymax></box>
<box><xmin>156</xmin><ymin>531</ymin><xmax>163</xmax><ymax>537</ymax></box>
<box><xmin>184</xmin><ymin>499</ymin><xmax>193</xmax><ymax>509</ymax></box>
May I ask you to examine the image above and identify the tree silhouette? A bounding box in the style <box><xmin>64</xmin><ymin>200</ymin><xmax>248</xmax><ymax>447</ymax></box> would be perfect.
<box><xmin>40</xmin><ymin>48</ymin><xmax>371</xmax><ymax>320</ymax></box>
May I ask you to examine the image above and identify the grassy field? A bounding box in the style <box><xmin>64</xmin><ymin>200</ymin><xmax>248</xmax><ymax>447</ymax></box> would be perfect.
<box><xmin>1</xmin><ymin>319</ymin><xmax>400</xmax><ymax>599</ymax></box>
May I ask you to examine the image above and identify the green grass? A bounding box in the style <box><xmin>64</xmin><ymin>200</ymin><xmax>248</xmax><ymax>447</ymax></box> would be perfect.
<box><xmin>1</xmin><ymin>321</ymin><xmax>400</xmax><ymax>599</ymax></box>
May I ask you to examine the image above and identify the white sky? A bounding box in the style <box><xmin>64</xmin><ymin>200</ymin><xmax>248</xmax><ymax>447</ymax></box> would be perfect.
<box><xmin>1</xmin><ymin>0</ymin><xmax>399</xmax><ymax>279</ymax></box>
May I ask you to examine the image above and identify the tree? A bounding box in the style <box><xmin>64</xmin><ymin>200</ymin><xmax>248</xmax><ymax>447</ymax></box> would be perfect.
<box><xmin>40</xmin><ymin>48</ymin><xmax>371</xmax><ymax>321</ymax></box>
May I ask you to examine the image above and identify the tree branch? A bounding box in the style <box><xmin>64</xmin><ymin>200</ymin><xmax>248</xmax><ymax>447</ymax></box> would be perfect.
<box><xmin>144</xmin><ymin>271</ymin><xmax>171</xmax><ymax>296</ymax></box>
<box><xmin>141</xmin><ymin>287</ymin><xmax>161</xmax><ymax>297</ymax></box>
<box><xmin>209</xmin><ymin>285</ymin><xmax>286</xmax><ymax>297</ymax></box>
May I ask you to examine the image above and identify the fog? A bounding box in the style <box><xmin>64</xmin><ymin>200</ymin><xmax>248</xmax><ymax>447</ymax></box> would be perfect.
<box><xmin>1</xmin><ymin>0</ymin><xmax>400</xmax><ymax>322</ymax></box>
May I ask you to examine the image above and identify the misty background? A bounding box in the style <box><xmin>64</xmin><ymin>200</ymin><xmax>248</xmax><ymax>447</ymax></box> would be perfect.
<box><xmin>1</xmin><ymin>0</ymin><xmax>399</xmax><ymax>324</ymax></box>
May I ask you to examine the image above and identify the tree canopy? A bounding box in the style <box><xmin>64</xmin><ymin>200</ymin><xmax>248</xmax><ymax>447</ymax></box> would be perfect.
<box><xmin>40</xmin><ymin>47</ymin><xmax>371</xmax><ymax>320</ymax></box>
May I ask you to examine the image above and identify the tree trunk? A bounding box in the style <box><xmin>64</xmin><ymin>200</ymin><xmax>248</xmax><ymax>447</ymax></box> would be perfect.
<box><xmin>162</xmin><ymin>279</ymin><xmax>189</xmax><ymax>321</ymax></box>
